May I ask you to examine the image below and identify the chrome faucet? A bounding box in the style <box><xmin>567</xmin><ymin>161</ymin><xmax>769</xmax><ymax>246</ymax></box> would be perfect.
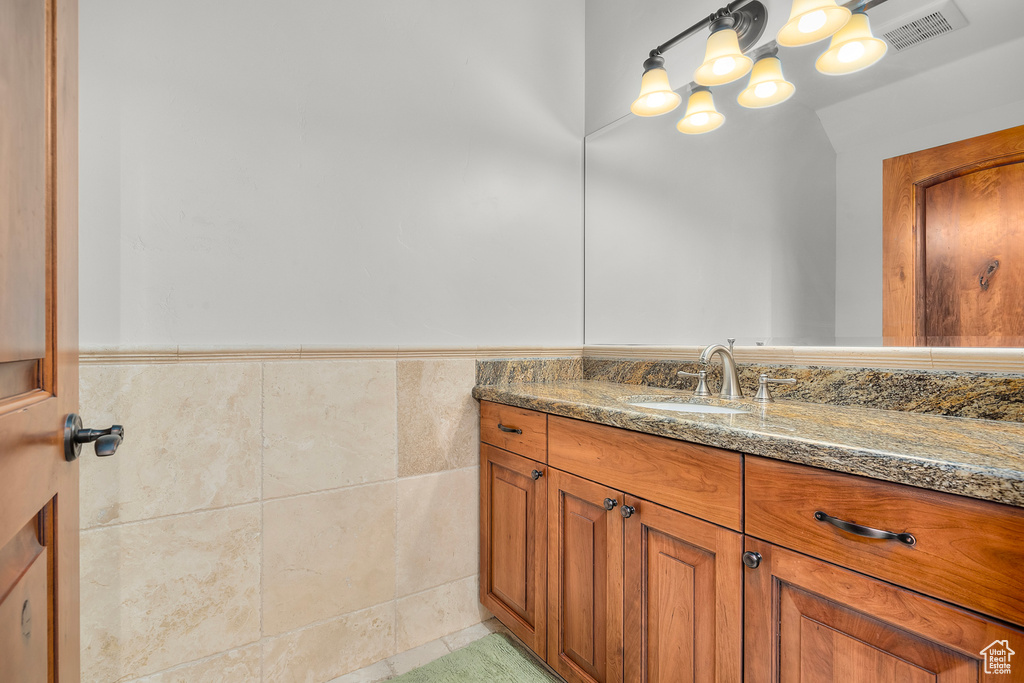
<box><xmin>699</xmin><ymin>340</ymin><xmax>743</xmax><ymax>399</ymax></box>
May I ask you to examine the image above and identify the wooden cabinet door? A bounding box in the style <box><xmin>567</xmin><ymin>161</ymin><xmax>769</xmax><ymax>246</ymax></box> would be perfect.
<box><xmin>0</xmin><ymin>0</ymin><xmax>79</xmax><ymax>681</ymax></box>
<box><xmin>547</xmin><ymin>469</ymin><xmax>624</xmax><ymax>683</ymax></box>
<box><xmin>622</xmin><ymin>496</ymin><xmax>742</xmax><ymax>683</ymax></box>
<box><xmin>480</xmin><ymin>445</ymin><xmax>547</xmax><ymax>656</ymax></box>
<box><xmin>745</xmin><ymin>538</ymin><xmax>1024</xmax><ymax>683</ymax></box>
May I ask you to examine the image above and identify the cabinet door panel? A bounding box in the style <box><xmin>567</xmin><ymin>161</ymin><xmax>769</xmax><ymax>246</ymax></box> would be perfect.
<box><xmin>548</xmin><ymin>469</ymin><xmax>623</xmax><ymax>683</ymax></box>
<box><xmin>624</xmin><ymin>496</ymin><xmax>742</xmax><ymax>683</ymax></box>
<box><xmin>745</xmin><ymin>538</ymin><xmax>1024</xmax><ymax>683</ymax></box>
<box><xmin>480</xmin><ymin>445</ymin><xmax>546</xmax><ymax>656</ymax></box>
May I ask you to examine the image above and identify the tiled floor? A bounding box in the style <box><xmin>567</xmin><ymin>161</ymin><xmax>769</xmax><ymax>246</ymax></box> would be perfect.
<box><xmin>328</xmin><ymin>618</ymin><xmax>559</xmax><ymax>682</ymax></box>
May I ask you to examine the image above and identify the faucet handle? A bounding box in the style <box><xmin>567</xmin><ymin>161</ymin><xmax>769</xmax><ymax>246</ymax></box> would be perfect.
<box><xmin>677</xmin><ymin>370</ymin><xmax>712</xmax><ymax>397</ymax></box>
<box><xmin>753</xmin><ymin>373</ymin><xmax>796</xmax><ymax>403</ymax></box>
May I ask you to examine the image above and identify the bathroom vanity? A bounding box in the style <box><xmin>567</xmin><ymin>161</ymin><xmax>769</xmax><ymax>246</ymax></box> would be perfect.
<box><xmin>475</xmin><ymin>381</ymin><xmax>1024</xmax><ymax>683</ymax></box>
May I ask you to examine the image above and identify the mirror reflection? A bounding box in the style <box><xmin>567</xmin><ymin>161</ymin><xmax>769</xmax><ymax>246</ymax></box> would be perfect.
<box><xmin>584</xmin><ymin>0</ymin><xmax>1024</xmax><ymax>347</ymax></box>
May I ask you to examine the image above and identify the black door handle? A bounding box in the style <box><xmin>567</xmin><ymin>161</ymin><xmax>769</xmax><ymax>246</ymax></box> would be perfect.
<box><xmin>64</xmin><ymin>414</ymin><xmax>125</xmax><ymax>461</ymax></box>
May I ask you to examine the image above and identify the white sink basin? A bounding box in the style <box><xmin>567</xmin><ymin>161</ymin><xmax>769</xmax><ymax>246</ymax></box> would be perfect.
<box><xmin>629</xmin><ymin>401</ymin><xmax>748</xmax><ymax>415</ymax></box>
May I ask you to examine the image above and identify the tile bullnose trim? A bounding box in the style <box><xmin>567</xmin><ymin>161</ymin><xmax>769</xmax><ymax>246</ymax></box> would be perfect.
<box><xmin>79</xmin><ymin>346</ymin><xmax>585</xmax><ymax>364</ymax></box>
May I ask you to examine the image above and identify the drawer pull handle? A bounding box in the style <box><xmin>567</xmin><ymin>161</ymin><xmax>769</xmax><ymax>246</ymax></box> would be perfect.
<box><xmin>497</xmin><ymin>423</ymin><xmax>522</xmax><ymax>435</ymax></box>
<box><xmin>814</xmin><ymin>511</ymin><xmax>916</xmax><ymax>547</ymax></box>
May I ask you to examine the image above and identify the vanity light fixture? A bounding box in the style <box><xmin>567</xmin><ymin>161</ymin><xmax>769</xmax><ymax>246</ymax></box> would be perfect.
<box><xmin>677</xmin><ymin>86</ymin><xmax>725</xmax><ymax>134</ymax></box>
<box><xmin>694</xmin><ymin>16</ymin><xmax>754</xmax><ymax>86</ymax></box>
<box><xmin>631</xmin><ymin>55</ymin><xmax>683</xmax><ymax>116</ymax></box>
<box><xmin>815</xmin><ymin>9</ymin><xmax>888</xmax><ymax>74</ymax></box>
<box><xmin>737</xmin><ymin>49</ymin><xmax>795</xmax><ymax>108</ymax></box>
<box><xmin>777</xmin><ymin>0</ymin><xmax>852</xmax><ymax>47</ymax></box>
<box><xmin>629</xmin><ymin>0</ymin><xmax>888</xmax><ymax>135</ymax></box>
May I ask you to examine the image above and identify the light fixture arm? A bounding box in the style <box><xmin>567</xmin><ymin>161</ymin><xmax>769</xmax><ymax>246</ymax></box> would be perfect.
<box><xmin>650</xmin><ymin>0</ymin><xmax>764</xmax><ymax>57</ymax></box>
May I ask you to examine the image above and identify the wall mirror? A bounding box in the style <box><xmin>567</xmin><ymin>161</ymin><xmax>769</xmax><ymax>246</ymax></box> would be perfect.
<box><xmin>584</xmin><ymin>0</ymin><xmax>1024</xmax><ymax>347</ymax></box>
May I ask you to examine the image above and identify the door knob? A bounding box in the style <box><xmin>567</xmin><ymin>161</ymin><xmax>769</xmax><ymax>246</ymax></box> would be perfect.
<box><xmin>64</xmin><ymin>414</ymin><xmax>125</xmax><ymax>461</ymax></box>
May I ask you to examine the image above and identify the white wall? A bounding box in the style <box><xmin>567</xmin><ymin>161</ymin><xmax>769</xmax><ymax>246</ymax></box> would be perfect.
<box><xmin>823</xmin><ymin>35</ymin><xmax>1024</xmax><ymax>344</ymax></box>
<box><xmin>80</xmin><ymin>0</ymin><xmax>585</xmax><ymax>348</ymax></box>
<box><xmin>584</xmin><ymin>101</ymin><xmax>836</xmax><ymax>346</ymax></box>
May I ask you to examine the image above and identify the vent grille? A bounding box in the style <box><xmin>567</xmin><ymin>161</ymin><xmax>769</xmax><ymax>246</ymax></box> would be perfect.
<box><xmin>883</xmin><ymin>12</ymin><xmax>955</xmax><ymax>51</ymax></box>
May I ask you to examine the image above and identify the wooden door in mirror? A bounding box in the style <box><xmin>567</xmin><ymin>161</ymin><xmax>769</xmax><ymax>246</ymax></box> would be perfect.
<box><xmin>882</xmin><ymin>124</ymin><xmax>1024</xmax><ymax>346</ymax></box>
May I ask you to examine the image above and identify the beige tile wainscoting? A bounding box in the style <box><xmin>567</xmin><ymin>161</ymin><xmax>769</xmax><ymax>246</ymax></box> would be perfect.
<box><xmin>78</xmin><ymin>348</ymin><xmax>577</xmax><ymax>683</ymax></box>
<box><xmin>78</xmin><ymin>343</ymin><xmax>1023</xmax><ymax>682</ymax></box>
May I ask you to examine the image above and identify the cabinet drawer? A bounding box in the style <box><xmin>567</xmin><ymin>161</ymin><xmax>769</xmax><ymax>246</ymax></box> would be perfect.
<box><xmin>746</xmin><ymin>456</ymin><xmax>1024</xmax><ymax>626</ymax></box>
<box><xmin>548</xmin><ymin>415</ymin><xmax>742</xmax><ymax>531</ymax></box>
<box><xmin>480</xmin><ymin>401</ymin><xmax>547</xmax><ymax>462</ymax></box>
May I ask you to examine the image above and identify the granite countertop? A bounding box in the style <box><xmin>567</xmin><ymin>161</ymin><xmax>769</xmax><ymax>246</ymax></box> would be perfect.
<box><xmin>472</xmin><ymin>380</ymin><xmax>1024</xmax><ymax>509</ymax></box>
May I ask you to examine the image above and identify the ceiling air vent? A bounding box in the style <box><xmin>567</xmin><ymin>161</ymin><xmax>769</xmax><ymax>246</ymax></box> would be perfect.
<box><xmin>874</xmin><ymin>0</ymin><xmax>968</xmax><ymax>52</ymax></box>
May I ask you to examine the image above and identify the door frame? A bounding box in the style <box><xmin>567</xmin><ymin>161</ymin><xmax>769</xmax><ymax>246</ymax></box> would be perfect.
<box><xmin>881</xmin><ymin>124</ymin><xmax>1024</xmax><ymax>346</ymax></box>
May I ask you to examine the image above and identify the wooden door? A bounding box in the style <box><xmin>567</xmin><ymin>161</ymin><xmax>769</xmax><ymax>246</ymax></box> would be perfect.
<box><xmin>622</xmin><ymin>496</ymin><xmax>742</xmax><ymax>683</ymax></box>
<box><xmin>479</xmin><ymin>445</ymin><xmax>547</xmax><ymax>656</ymax></box>
<box><xmin>0</xmin><ymin>0</ymin><xmax>79</xmax><ymax>681</ymax></box>
<box><xmin>547</xmin><ymin>469</ymin><xmax>623</xmax><ymax>683</ymax></box>
<box><xmin>745</xmin><ymin>538</ymin><xmax>1024</xmax><ymax>683</ymax></box>
<box><xmin>882</xmin><ymin>124</ymin><xmax>1024</xmax><ymax>346</ymax></box>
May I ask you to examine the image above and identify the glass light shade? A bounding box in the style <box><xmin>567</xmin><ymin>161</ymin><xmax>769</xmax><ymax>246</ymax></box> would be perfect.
<box><xmin>777</xmin><ymin>0</ymin><xmax>851</xmax><ymax>47</ymax></box>
<box><xmin>676</xmin><ymin>89</ymin><xmax>724</xmax><ymax>135</ymax></box>
<box><xmin>630</xmin><ymin>67</ymin><xmax>682</xmax><ymax>116</ymax></box>
<box><xmin>694</xmin><ymin>28</ymin><xmax>752</xmax><ymax>86</ymax></box>
<box><xmin>816</xmin><ymin>12</ymin><xmax>887</xmax><ymax>75</ymax></box>
<box><xmin>738</xmin><ymin>56</ymin><xmax>795</xmax><ymax>108</ymax></box>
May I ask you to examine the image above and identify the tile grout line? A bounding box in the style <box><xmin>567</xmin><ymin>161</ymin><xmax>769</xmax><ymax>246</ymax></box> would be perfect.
<box><xmin>392</xmin><ymin>359</ymin><xmax>400</xmax><ymax>661</ymax></box>
<box><xmin>78</xmin><ymin>499</ymin><xmax>263</xmax><ymax>533</ymax></box>
<box><xmin>79</xmin><ymin>468</ymin><xmax>454</xmax><ymax>533</ymax></box>
<box><xmin>258</xmin><ymin>574</ymin><xmax>474</xmax><ymax>646</ymax></box>
<box><xmin>259</xmin><ymin>361</ymin><xmax>267</xmax><ymax>682</ymax></box>
<box><xmin>116</xmin><ymin>640</ymin><xmax>261</xmax><ymax>683</ymax></box>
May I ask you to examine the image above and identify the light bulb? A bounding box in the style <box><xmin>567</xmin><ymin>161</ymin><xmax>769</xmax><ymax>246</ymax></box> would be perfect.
<box><xmin>778</xmin><ymin>2</ymin><xmax>851</xmax><ymax>47</ymax></box>
<box><xmin>738</xmin><ymin>55</ymin><xmax>795</xmax><ymax>108</ymax></box>
<box><xmin>816</xmin><ymin>11</ymin><xmax>887</xmax><ymax>75</ymax></box>
<box><xmin>689</xmin><ymin>112</ymin><xmax>710</xmax><ymax>127</ymax></box>
<box><xmin>754</xmin><ymin>81</ymin><xmax>778</xmax><ymax>99</ymax></box>
<box><xmin>837</xmin><ymin>41</ymin><xmax>866</xmax><ymax>63</ymax></box>
<box><xmin>798</xmin><ymin>9</ymin><xmax>827</xmax><ymax>33</ymax></box>
<box><xmin>644</xmin><ymin>92</ymin><xmax>668</xmax><ymax>108</ymax></box>
<box><xmin>694</xmin><ymin>23</ymin><xmax>751</xmax><ymax>86</ymax></box>
<box><xmin>712</xmin><ymin>56</ymin><xmax>736</xmax><ymax>76</ymax></box>
<box><xmin>630</xmin><ymin>62</ymin><xmax>682</xmax><ymax>116</ymax></box>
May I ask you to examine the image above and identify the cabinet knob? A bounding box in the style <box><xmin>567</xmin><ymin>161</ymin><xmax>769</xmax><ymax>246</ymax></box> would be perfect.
<box><xmin>742</xmin><ymin>551</ymin><xmax>762</xmax><ymax>569</ymax></box>
<box><xmin>531</xmin><ymin>469</ymin><xmax>543</xmax><ymax>480</ymax></box>
<box><xmin>603</xmin><ymin>498</ymin><xmax>618</xmax><ymax>511</ymax></box>
<box><xmin>620</xmin><ymin>505</ymin><xmax>635</xmax><ymax>519</ymax></box>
